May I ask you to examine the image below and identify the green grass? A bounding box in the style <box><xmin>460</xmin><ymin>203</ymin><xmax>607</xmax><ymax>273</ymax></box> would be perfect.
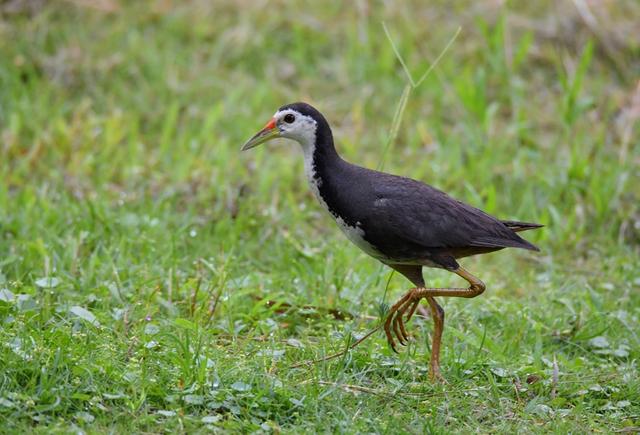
<box><xmin>1</xmin><ymin>1</ymin><xmax>639</xmax><ymax>433</ymax></box>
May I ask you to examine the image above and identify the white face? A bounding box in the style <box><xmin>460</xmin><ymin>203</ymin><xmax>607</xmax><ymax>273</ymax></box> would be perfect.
<box><xmin>273</xmin><ymin>109</ymin><xmax>317</xmax><ymax>149</ymax></box>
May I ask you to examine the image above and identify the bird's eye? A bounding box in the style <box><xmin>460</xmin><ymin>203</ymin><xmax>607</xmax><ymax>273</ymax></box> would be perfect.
<box><xmin>283</xmin><ymin>114</ymin><xmax>296</xmax><ymax>124</ymax></box>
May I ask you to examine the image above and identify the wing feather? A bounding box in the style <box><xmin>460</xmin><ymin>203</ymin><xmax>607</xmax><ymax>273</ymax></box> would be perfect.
<box><xmin>368</xmin><ymin>174</ymin><xmax>537</xmax><ymax>251</ymax></box>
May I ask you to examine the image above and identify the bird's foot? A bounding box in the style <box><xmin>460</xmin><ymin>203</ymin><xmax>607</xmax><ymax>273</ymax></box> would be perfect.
<box><xmin>429</xmin><ymin>364</ymin><xmax>447</xmax><ymax>384</ymax></box>
<box><xmin>383</xmin><ymin>288</ymin><xmax>423</xmax><ymax>352</ymax></box>
<box><xmin>383</xmin><ymin>288</ymin><xmax>449</xmax><ymax>384</ymax></box>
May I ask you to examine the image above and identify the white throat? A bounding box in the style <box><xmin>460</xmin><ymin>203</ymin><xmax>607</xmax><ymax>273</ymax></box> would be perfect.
<box><xmin>299</xmin><ymin>129</ymin><xmax>321</xmax><ymax>201</ymax></box>
<box><xmin>276</xmin><ymin>113</ymin><xmax>320</xmax><ymax>198</ymax></box>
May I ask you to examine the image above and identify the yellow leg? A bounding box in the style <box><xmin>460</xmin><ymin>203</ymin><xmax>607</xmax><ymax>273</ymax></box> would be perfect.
<box><xmin>383</xmin><ymin>266</ymin><xmax>486</xmax><ymax>381</ymax></box>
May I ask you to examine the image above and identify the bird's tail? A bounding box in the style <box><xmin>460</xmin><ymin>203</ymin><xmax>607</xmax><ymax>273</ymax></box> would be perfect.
<box><xmin>502</xmin><ymin>220</ymin><xmax>544</xmax><ymax>233</ymax></box>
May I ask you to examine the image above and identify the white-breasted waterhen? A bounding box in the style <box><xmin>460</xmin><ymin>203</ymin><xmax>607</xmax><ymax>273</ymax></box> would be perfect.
<box><xmin>242</xmin><ymin>102</ymin><xmax>542</xmax><ymax>381</ymax></box>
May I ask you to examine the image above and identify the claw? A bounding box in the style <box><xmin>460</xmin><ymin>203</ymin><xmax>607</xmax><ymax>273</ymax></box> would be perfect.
<box><xmin>384</xmin><ymin>324</ymin><xmax>396</xmax><ymax>352</ymax></box>
<box><xmin>384</xmin><ymin>310</ymin><xmax>399</xmax><ymax>352</ymax></box>
<box><xmin>383</xmin><ymin>290</ymin><xmax>414</xmax><ymax>352</ymax></box>
<box><xmin>393</xmin><ymin>311</ymin><xmax>406</xmax><ymax>346</ymax></box>
<box><xmin>386</xmin><ymin>288</ymin><xmax>422</xmax><ymax>350</ymax></box>
<box><xmin>394</xmin><ymin>300</ymin><xmax>411</xmax><ymax>343</ymax></box>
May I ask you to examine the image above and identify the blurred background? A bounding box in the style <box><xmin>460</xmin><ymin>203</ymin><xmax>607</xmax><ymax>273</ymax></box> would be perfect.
<box><xmin>1</xmin><ymin>1</ymin><xmax>638</xmax><ymax>251</ymax></box>
<box><xmin>0</xmin><ymin>0</ymin><xmax>639</xmax><ymax>432</ymax></box>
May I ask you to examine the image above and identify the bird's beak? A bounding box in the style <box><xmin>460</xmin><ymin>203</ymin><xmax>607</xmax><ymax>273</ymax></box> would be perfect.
<box><xmin>241</xmin><ymin>118</ymin><xmax>280</xmax><ymax>151</ymax></box>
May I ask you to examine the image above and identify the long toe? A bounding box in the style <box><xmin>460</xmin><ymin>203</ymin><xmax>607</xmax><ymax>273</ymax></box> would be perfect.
<box><xmin>392</xmin><ymin>311</ymin><xmax>407</xmax><ymax>346</ymax></box>
<box><xmin>384</xmin><ymin>288</ymin><xmax>419</xmax><ymax>353</ymax></box>
<box><xmin>383</xmin><ymin>317</ymin><xmax>399</xmax><ymax>353</ymax></box>
<box><xmin>393</xmin><ymin>298</ymin><xmax>414</xmax><ymax>344</ymax></box>
<box><xmin>405</xmin><ymin>299</ymin><xmax>421</xmax><ymax>323</ymax></box>
<box><xmin>397</xmin><ymin>314</ymin><xmax>410</xmax><ymax>343</ymax></box>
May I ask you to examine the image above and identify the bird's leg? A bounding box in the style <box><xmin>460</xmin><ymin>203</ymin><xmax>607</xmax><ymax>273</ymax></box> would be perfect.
<box><xmin>385</xmin><ymin>293</ymin><xmax>445</xmax><ymax>381</ymax></box>
<box><xmin>383</xmin><ymin>266</ymin><xmax>486</xmax><ymax>376</ymax></box>
<box><xmin>411</xmin><ymin>267</ymin><xmax>486</xmax><ymax>299</ymax></box>
<box><xmin>425</xmin><ymin>296</ymin><xmax>445</xmax><ymax>382</ymax></box>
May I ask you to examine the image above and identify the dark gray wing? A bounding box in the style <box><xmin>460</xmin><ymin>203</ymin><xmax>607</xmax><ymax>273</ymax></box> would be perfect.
<box><xmin>367</xmin><ymin>174</ymin><xmax>538</xmax><ymax>252</ymax></box>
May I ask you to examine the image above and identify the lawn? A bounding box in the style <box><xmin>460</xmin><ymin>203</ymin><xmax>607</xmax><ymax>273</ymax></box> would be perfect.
<box><xmin>1</xmin><ymin>1</ymin><xmax>639</xmax><ymax>433</ymax></box>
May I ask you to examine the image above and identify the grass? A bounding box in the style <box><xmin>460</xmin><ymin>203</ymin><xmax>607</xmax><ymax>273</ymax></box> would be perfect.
<box><xmin>1</xmin><ymin>0</ymin><xmax>639</xmax><ymax>432</ymax></box>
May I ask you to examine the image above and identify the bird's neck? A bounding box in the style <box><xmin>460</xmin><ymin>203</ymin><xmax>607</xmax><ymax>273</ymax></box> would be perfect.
<box><xmin>298</xmin><ymin>124</ymin><xmax>342</xmax><ymax>201</ymax></box>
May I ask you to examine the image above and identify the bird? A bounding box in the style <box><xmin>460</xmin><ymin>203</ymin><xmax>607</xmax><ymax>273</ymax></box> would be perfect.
<box><xmin>242</xmin><ymin>102</ymin><xmax>542</xmax><ymax>381</ymax></box>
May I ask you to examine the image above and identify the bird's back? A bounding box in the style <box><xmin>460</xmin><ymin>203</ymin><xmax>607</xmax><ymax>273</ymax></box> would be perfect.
<box><xmin>319</xmin><ymin>160</ymin><xmax>539</xmax><ymax>268</ymax></box>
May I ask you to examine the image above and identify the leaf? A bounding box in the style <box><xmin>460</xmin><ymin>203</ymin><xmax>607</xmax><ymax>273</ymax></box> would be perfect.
<box><xmin>230</xmin><ymin>381</ymin><xmax>250</xmax><ymax>392</ymax></box>
<box><xmin>144</xmin><ymin>323</ymin><xmax>160</xmax><ymax>335</ymax></box>
<box><xmin>202</xmin><ymin>415</ymin><xmax>221</xmax><ymax>424</ymax></box>
<box><xmin>207</xmin><ymin>401</ymin><xmax>223</xmax><ymax>410</ymax></box>
<box><xmin>103</xmin><ymin>393</ymin><xmax>126</xmax><ymax>400</ymax></box>
<box><xmin>600</xmin><ymin>401</ymin><xmax>617</xmax><ymax>411</ymax></box>
<box><xmin>0</xmin><ymin>288</ymin><xmax>15</xmax><ymax>302</ymax></box>
<box><xmin>16</xmin><ymin>294</ymin><xmax>36</xmax><ymax>312</ymax></box>
<box><xmin>183</xmin><ymin>395</ymin><xmax>204</xmax><ymax>405</ymax></box>
<box><xmin>0</xmin><ymin>398</ymin><xmax>15</xmax><ymax>408</ymax></box>
<box><xmin>145</xmin><ymin>340</ymin><xmax>158</xmax><ymax>349</ymax></box>
<box><xmin>612</xmin><ymin>345</ymin><xmax>630</xmax><ymax>358</ymax></box>
<box><xmin>286</xmin><ymin>338</ymin><xmax>304</xmax><ymax>348</ymax></box>
<box><xmin>69</xmin><ymin>306</ymin><xmax>101</xmax><ymax>326</ymax></box>
<box><xmin>525</xmin><ymin>400</ymin><xmax>553</xmax><ymax>416</ymax></box>
<box><xmin>156</xmin><ymin>410</ymin><xmax>176</xmax><ymax>417</ymax></box>
<box><xmin>491</xmin><ymin>367</ymin><xmax>509</xmax><ymax>378</ymax></box>
<box><xmin>290</xmin><ymin>397</ymin><xmax>304</xmax><ymax>407</ymax></box>
<box><xmin>35</xmin><ymin>277</ymin><xmax>60</xmax><ymax>288</ymax></box>
<box><xmin>268</xmin><ymin>376</ymin><xmax>283</xmax><ymax>389</ymax></box>
<box><xmin>589</xmin><ymin>336</ymin><xmax>610</xmax><ymax>349</ymax></box>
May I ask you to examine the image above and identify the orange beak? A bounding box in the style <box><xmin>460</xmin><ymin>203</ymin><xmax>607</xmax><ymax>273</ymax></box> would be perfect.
<box><xmin>241</xmin><ymin>118</ymin><xmax>280</xmax><ymax>151</ymax></box>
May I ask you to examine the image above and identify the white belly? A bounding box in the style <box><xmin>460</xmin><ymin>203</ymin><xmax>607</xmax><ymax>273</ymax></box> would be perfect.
<box><xmin>334</xmin><ymin>216</ymin><xmax>387</xmax><ymax>260</ymax></box>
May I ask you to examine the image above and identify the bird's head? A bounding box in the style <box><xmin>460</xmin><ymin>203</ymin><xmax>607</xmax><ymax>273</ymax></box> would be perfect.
<box><xmin>241</xmin><ymin>102</ymin><xmax>329</xmax><ymax>152</ymax></box>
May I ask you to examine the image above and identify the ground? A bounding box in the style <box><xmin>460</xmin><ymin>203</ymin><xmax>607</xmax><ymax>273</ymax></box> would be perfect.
<box><xmin>0</xmin><ymin>1</ymin><xmax>639</xmax><ymax>433</ymax></box>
